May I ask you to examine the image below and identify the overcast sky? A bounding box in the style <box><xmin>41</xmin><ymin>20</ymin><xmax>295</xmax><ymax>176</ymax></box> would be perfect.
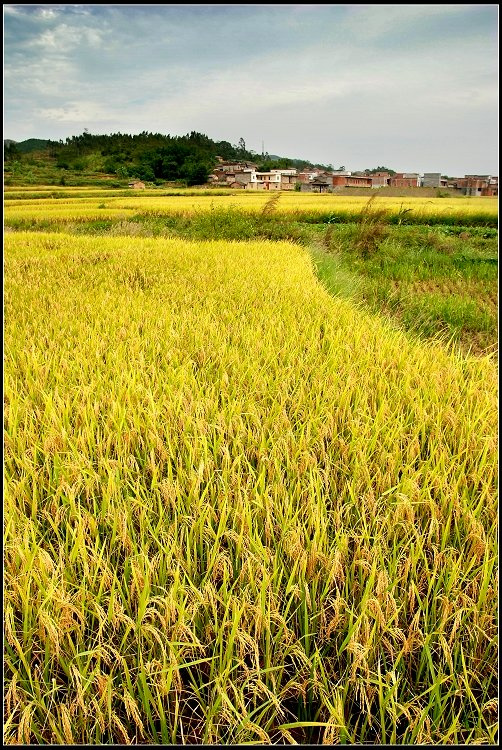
<box><xmin>4</xmin><ymin>4</ymin><xmax>499</xmax><ymax>175</ymax></box>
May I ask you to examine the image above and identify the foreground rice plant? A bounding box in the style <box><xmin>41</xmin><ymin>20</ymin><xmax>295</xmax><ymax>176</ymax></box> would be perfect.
<box><xmin>4</xmin><ymin>232</ymin><xmax>498</xmax><ymax>744</ymax></box>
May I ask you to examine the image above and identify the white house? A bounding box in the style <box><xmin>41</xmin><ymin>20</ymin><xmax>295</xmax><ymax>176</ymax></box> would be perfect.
<box><xmin>247</xmin><ymin>169</ymin><xmax>297</xmax><ymax>190</ymax></box>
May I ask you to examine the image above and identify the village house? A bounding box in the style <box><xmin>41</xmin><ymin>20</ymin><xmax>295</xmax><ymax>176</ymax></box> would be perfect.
<box><xmin>209</xmin><ymin>169</ymin><xmax>255</xmax><ymax>188</ymax></box>
<box><xmin>422</xmin><ymin>173</ymin><xmax>443</xmax><ymax>188</ymax></box>
<box><xmin>483</xmin><ymin>177</ymin><xmax>498</xmax><ymax>196</ymax></box>
<box><xmin>232</xmin><ymin>170</ymin><xmax>255</xmax><ymax>188</ymax></box>
<box><xmin>454</xmin><ymin>175</ymin><xmax>494</xmax><ymax>196</ymax></box>
<box><xmin>299</xmin><ymin>171</ymin><xmax>377</xmax><ymax>192</ymax></box>
<box><xmin>295</xmin><ymin>168</ymin><xmax>335</xmax><ymax>184</ymax></box>
<box><xmin>272</xmin><ymin>169</ymin><xmax>298</xmax><ymax>190</ymax></box>
<box><xmin>331</xmin><ymin>174</ymin><xmax>373</xmax><ymax>189</ymax></box>
<box><xmin>370</xmin><ymin>172</ymin><xmax>391</xmax><ymax>188</ymax></box>
<box><xmin>247</xmin><ymin>169</ymin><xmax>298</xmax><ymax>191</ymax></box>
<box><xmin>297</xmin><ymin>170</ymin><xmax>318</xmax><ymax>184</ymax></box>
<box><xmin>212</xmin><ymin>160</ymin><xmax>258</xmax><ymax>174</ymax></box>
<box><xmin>209</xmin><ymin>160</ymin><xmax>259</xmax><ymax>187</ymax></box>
<box><xmin>309</xmin><ymin>177</ymin><xmax>331</xmax><ymax>193</ymax></box>
<box><xmin>389</xmin><ymin>173</ymin><xmax>421</xmax><ymax>188</ymax></box>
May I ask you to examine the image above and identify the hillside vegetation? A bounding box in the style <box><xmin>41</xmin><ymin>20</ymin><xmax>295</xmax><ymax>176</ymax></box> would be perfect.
<box><xmin>4</xmin><ymin>131</ymin><xmax>334</xmax><ymax>187</ymax></box>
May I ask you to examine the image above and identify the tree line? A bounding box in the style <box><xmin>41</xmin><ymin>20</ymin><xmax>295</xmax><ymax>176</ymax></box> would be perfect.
<box><xmin>5</xmin><ymin>130</ymin><xmax>335</xmax><ymax>185</ymax></box>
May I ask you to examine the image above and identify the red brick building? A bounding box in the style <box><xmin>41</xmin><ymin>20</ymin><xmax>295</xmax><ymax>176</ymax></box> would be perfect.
<box><xmin>482</xmin><ymin>178</ymin><xmax>498</xmax><ymax>197</ymax></box>
<box><xmin>389</xmin><ymin>173</ymin><xmax>421</xmax><ymax>188</ymax></box>
<box><xmin>369</xmin><ymin>172</ymin><xmax>391</xmax><ymax>188</ymax></box>
<box><xmin>454</xmin><ymin>176</ymin><xmax>497</xmax><ymax>196</ymax></box>
<box><xmin>331</xmin><ymin>174</ymin><xmax>373</xmax><ymax>189</ymax></box>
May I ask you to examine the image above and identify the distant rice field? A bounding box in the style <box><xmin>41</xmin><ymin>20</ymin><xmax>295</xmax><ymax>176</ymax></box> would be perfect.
<box><xmin>4</xmin><ymin>192</ymin><xmax>498</xmax><ymax>226</ymax></box>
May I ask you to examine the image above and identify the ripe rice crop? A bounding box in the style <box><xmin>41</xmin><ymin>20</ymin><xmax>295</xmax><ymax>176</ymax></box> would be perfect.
<box><xmin>4</xmin><ymin>205</ymin><xmax>136</xmax><ymax>226</ymax></box>
<box><xmin>4</xmin><ymin>231</ymin><xmax>497</xmax><ymax>744</ymax></box>
<box><xmin>4</xmin><ymin>194</ymin><xmax>498</xmax><ymax>227</ymax></box>
<box><xmin>3</xmin><ymin>187</ymin><xmax>236</xmax><ymax>200</ymax></box>
<box><xmin>4</xmin><ymin>185</ymin><xmax>106</xmax><ymax>193</ymax></box>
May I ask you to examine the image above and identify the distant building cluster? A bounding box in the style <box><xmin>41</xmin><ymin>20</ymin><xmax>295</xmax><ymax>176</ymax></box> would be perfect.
<box><xmin>207</xmin><ymin>161</ymin><xmax>498</xmax><ymax>196</ymax></box>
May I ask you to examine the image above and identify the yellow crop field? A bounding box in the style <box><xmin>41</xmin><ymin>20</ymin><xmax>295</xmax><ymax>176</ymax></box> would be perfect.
<box><xmin>4</xmin><ymin>185</ymin><xmax>122</xmax><ymax>194</ymax></box>
<box><xmin>4</xmin><ymin>230</ymin><xmax>498</xmax><ymax>744</ymax></box>
<box><xmin>5</xmin><ymin>204</ymin><xmax>136</xmax><ymax>223</ymax></box>
<box><xmin>4</xmin><ymin>192</ymin><xmax>498</xmax><ymax>225</ymax></box>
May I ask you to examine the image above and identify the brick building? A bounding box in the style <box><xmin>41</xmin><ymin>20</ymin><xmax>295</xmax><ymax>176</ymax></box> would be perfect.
<box><xmin>389</xmin><ymin>173</ymin><xmax>421</xmax><ymax>188</ymax></box>
<box><xmin>369</xmin><ymin>172</ymin><xmax>391</xmax><ymax>188</ymax></box>
<box><xmin>331</xmin><ymin>174</ymin><xmax>373</xmax><ymax>189</ymax></box>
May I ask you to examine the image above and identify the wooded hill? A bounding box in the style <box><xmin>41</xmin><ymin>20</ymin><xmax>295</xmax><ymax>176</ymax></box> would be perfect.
<box><xmin>4</xmin><ymin>131</ymin><xmax>335</xmax><ymax>186</ymax></box>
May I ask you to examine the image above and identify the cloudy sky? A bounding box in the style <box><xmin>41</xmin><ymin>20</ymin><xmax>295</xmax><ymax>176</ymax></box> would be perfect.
<box><xmin>4</xmin><ymin>4</ymin><xmax>499</xmax><ymax>175</ymax></box>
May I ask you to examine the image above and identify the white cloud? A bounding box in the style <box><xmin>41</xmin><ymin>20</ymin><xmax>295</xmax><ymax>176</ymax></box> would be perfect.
<box><xmin>4</xmin><ymin>4</ymin><xmax>498</xmax><ymax>174</ymax></box>
<box><xmin>3</xmin><ymin>5</ymin><xmax>24</xmax><ymax>16</ymax></box>
<box><xmin>342</xmin><ymin>3</ymin><xmax>483</xmax><ymax>40</ymax></box>
<box><xmin>38</xmin><ymin>8</ymin><xmax>59</xmax><ymax>20</ymax></box>
<box><xmin>36</xmin><ymin>101</ymin><xmax>115</xmax><ymax>124</ymax></box>
<box><xmin>27</xmin><ymin>22</ymin><xmax>105</xmax><ymax>52</ymax></box>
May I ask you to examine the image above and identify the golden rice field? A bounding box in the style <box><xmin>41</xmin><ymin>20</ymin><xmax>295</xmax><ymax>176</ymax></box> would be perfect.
<box><xmin>4</xmin><ymin>192</ymin><xmax>498</xmax><ymax>225</ymax></box>
<box><xmin>4</xmin><ymin>185</ymin><xmax>122</xmax><ymax>195</ymax></box>
<box><xmin>4</xmin><ymin>229</ymin><xmax>498</xmax><ymax>744</ymax></box>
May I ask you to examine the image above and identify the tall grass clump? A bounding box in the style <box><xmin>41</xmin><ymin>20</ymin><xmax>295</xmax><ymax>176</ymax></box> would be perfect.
<box><xmin>318</xmin><ymin>220</ymin><xmax>498</xmax><ymax>355</ymax></box>
<box><xmin>4</xmin><ymin>231</ymin><xmax>498</xmax><ymax>745</ymax></box>
<box><xmin>352</xmin><ymin>196</ymin><xmax>390</xmax><ymax>258</ymax></box>
<box><xmin>184</xmin><ymin>203</ymin><xmax>257</xmax><ymax>241</ymax></box>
